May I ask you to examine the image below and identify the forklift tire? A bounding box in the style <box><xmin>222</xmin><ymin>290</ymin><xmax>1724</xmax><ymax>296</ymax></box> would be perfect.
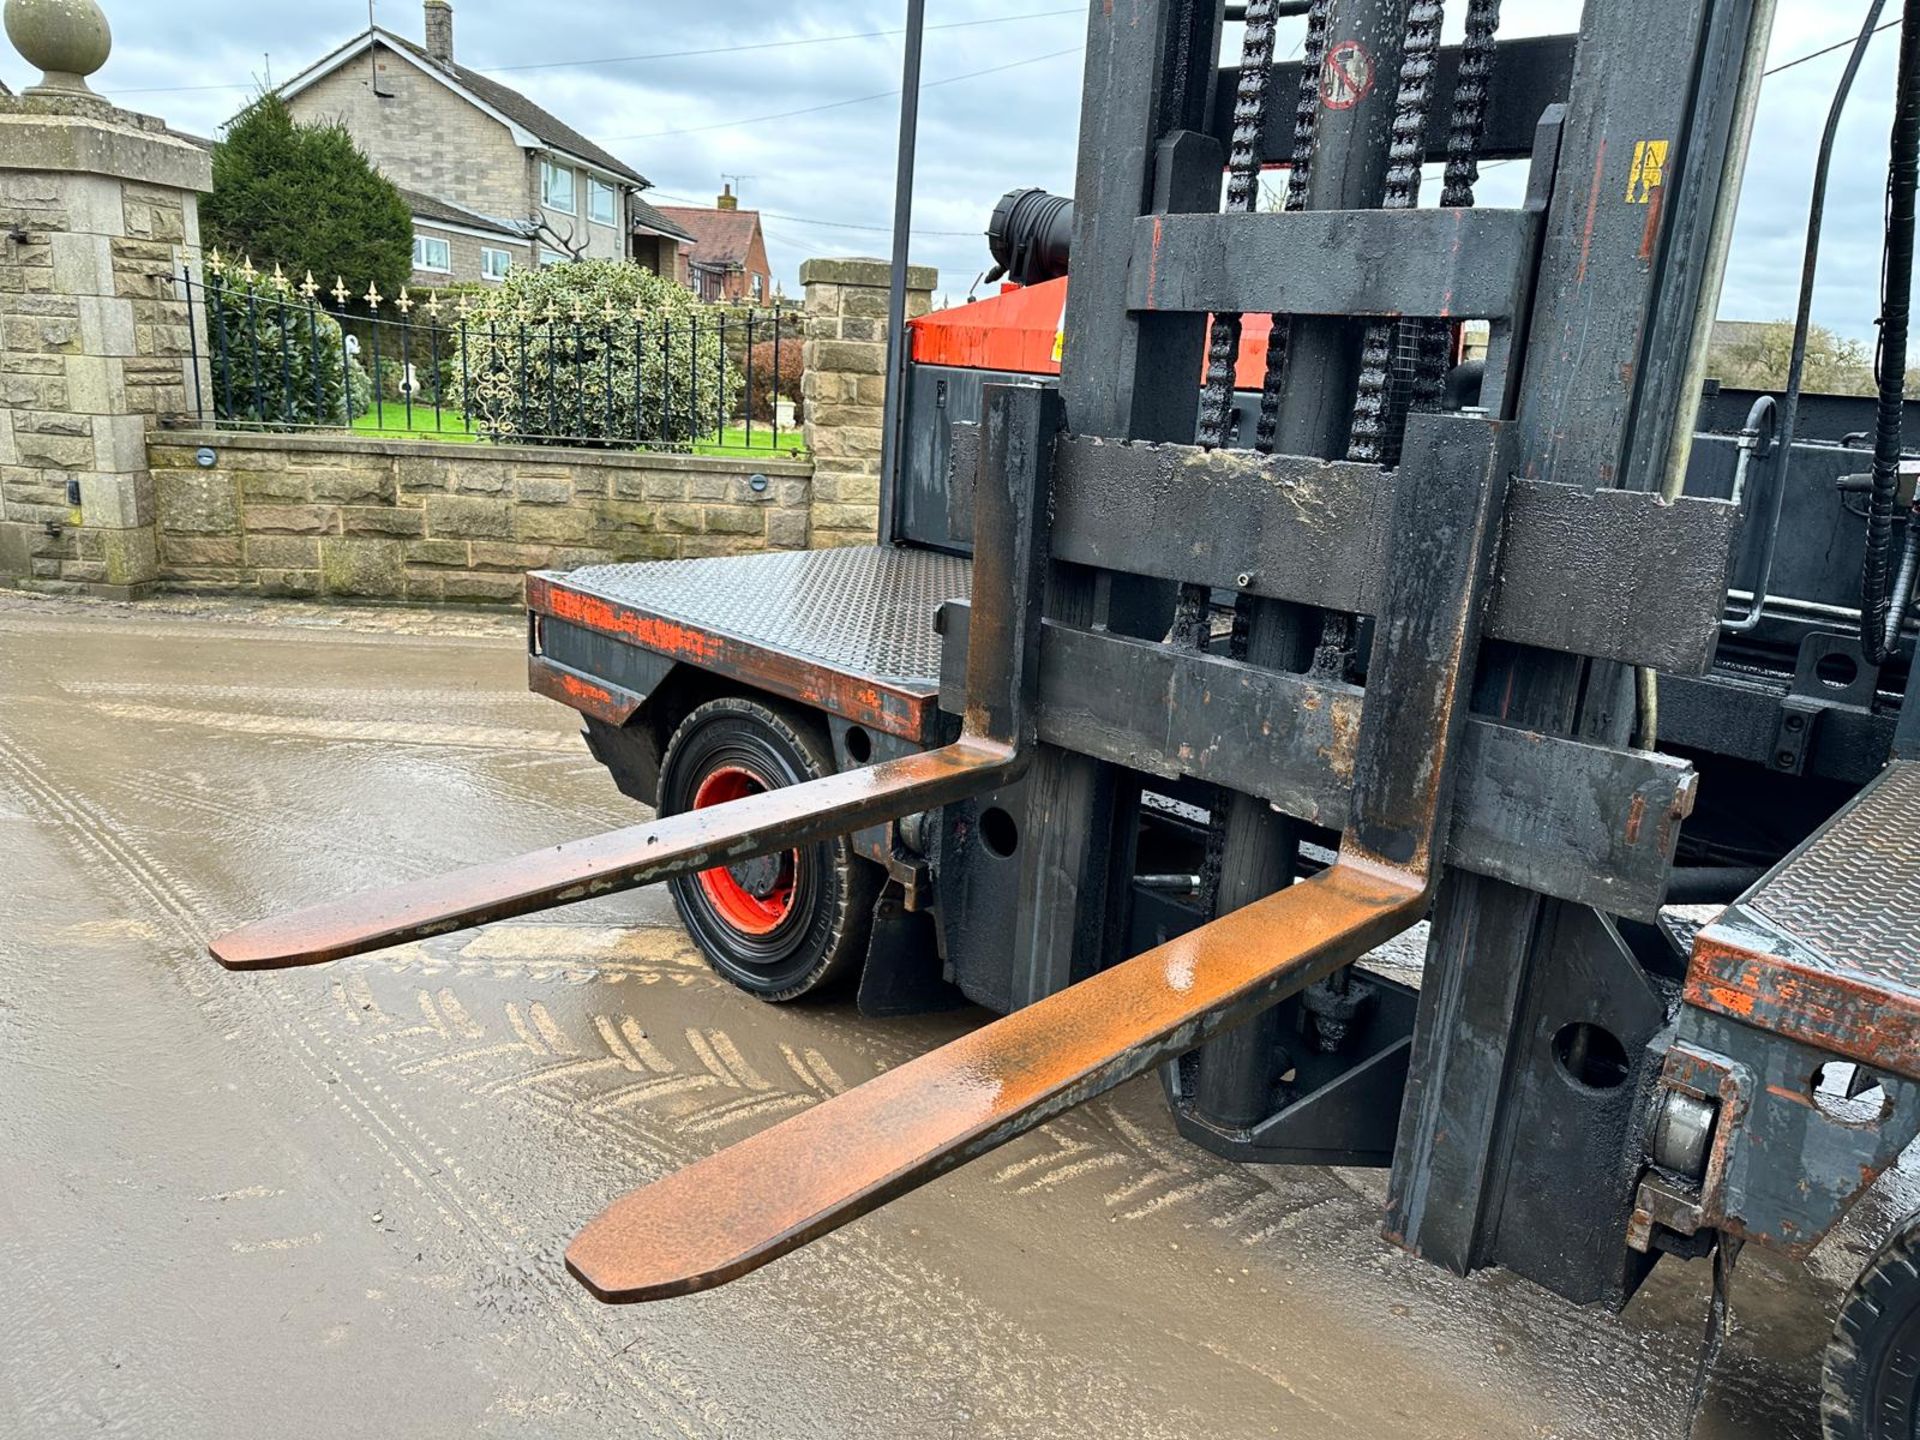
<box><xmin>1823</xmin><ymin>1209</ymin><xmax>1920</xmax><ymax>1440</ymax></box>
<box><xmin>657</xmin><ymin>696</ymin><xmax>878</xmax><ymax>1002</ymax></box>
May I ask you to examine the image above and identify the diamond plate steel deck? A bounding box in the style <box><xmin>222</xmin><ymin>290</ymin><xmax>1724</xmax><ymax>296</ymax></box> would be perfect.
<box><xmin>557</xmin><ymin>548</ymin><xmax>969</xmax><ymax>684</ymax></box>
<box><xmin>527</xmin><ymin>547</ymin><xmax>972</xmax><ymax>742</ymax></box>
<box><xmin>1686</xmin><ymin>760</ymin><xmax>1920</xmax><ymax>1080</ymax></box>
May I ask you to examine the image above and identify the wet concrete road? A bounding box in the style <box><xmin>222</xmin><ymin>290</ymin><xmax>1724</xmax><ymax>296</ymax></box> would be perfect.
<box><xmin>1</xmin><ymin>592</ymin><xmax>1913</xmax><ymax>1439</ymax></box>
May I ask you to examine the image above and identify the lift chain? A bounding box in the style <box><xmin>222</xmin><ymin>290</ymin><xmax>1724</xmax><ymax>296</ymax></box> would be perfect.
<box><xmin>1348</xmin><ymin>0</ymin><xmax>1446</xmax><ymax>468</ymax></box>
<box><xmin>1197</xmin><ymin>0</ymin><xmax>1280</xmax><ymax>451</ymax></box>
<box><xmin>1253</xmin><ymin>0</ymin><xmax>1336</xmax><ymax>458</ymax></box>
<box><xmin>1193</xmin><ymin>0</ymin><xmax>1288</xmax><ymax>912</ymax></box>
<box><xmin>1413</xmin><ymin>0</ymin><xmax>1503</xmax><ymax>408</ymax></box>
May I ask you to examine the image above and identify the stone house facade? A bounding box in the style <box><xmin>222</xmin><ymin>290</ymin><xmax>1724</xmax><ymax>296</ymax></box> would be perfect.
<box><xmin>277</xmin><ymin>1</ymin><xmax>691</xmax><ymax>290</ymax></box>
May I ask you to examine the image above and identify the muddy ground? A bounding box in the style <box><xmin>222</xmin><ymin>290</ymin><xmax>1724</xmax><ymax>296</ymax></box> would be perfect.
<box><xmin>0</xmin><ymin>591</ymin><xmax>1911</xmax><ymax>1439</ymax></box>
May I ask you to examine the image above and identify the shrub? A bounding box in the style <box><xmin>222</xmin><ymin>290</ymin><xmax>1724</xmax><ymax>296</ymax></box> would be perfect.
<box><xmin>202</xmin><ymin>95</ymin><xmax>413</xmax><ymax>308</ymax></box>
<box><xmin>205</xmin><ymin>276</ymin><xmax>371</xmax><ymax>428</ymax></box>
<box><xmin>743</xmin><ymin>336</ymin><xmax>804</xmax><ymax>426</ymax></box>
<box><xmin>448</xmin><ymin>260</ymin><xmax>738</xmax><ymax>447</ymax></box>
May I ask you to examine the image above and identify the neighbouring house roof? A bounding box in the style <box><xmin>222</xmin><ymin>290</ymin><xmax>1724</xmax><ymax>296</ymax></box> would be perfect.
<box><xmin>655</xmin><ymin>206</ymin><xmax>764</xmax><ymax>274</ymax></box>
<box><xmin>630</xmin><ymin>195</ymin><xmax>695</xmax><ymax>245</ymax></box>
<box><xmin>397</xmin><ymin>185</ymin><xmax>532</xmax><ymax>241</ymax></box>
<box><xmin>275</xmin><ymin>27</ymin><xmax>649</xmax><ymax>188</ymax></box>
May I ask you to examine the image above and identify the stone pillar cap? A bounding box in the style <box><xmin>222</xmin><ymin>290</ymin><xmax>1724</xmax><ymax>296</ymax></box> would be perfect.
<box><xmin>800</xmin><ymin>256</ymin><xmax>939</xmax><ymax>291</ymax></box>
<box><xmin>5</xmin><ymin>0</ymin><xmax>113</xmax><ymax>97</ymax></box>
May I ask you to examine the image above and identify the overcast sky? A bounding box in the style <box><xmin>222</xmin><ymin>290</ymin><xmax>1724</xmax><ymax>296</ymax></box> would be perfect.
<box><xmin>14</xmin><ymin>1</ymin><xmax>1906</xmax><ymax>336</ymax></box>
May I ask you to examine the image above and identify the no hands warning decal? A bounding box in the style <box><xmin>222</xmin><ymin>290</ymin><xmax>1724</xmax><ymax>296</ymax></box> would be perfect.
<box><xmin>1321</xmin><ymin>40</ymin><xmax>1376</xmax><ymax>111</ymax></box>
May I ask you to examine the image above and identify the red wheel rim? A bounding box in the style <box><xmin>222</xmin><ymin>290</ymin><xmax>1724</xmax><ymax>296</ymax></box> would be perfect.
<box><xmin>690</xmin><ymin>766</ymin><xmax>797</xmax><ymax>936</ymax></box>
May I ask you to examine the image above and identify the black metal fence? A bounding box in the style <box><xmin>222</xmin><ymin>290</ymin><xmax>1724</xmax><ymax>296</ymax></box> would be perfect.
<box><xmin>173</xmin><ymin>260</ymin><xmax>807</xmax><ymax>457</ymax></box>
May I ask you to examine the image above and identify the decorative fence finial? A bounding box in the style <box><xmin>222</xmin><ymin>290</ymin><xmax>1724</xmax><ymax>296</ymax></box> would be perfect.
<box><xmin>4</xmin><ymin>0</ymin><xmax>112</xmax><ymax>97</ymax></box>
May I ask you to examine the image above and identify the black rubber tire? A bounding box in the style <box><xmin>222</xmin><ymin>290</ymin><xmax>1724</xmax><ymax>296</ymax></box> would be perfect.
<box><xmin>1823</xmin><ymin>1210</ymin><xmax>1920</xmax><ymax>1440</ymax></box>
<box><xmin>657</xmin><ymin>696</ymin><xmax>877</xmax><ymax>1002</ymax></box>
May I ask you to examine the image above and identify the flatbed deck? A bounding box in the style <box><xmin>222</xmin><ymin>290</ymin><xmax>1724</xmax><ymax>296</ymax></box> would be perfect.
<box><xmin>527</xmin><ymin>546</ymin><xmax>972</xmax><ymax>743</ymax></box>
<box><xmin>1687</xmin><ymin>759</ymin><xmax>1920</xmax><ymax>1080</ymax></box>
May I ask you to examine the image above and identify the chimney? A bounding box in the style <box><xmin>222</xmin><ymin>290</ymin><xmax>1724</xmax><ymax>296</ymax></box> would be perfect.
<box><xmin>423</xmin><ymin>0</ymin><xmax>454</xmax><ymax>67</ymax></box>
<box><xmin>717</xmin><ymin>184</ymin><xmax>738</xmax><ymax>212</ymax></box>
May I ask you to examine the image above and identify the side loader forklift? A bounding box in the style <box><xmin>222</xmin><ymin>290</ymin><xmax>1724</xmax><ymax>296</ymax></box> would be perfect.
<box><xmin>213</xmin><ymin>1</ymin><xmax>1920</xmax><ymax>1432</ymax></box>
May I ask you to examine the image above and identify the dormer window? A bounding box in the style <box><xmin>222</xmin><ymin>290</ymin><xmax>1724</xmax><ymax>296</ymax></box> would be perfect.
<box><xmin>540</xmin><ymin>160</ymin><xmax>575</xmax><ymax>215</ymax></box>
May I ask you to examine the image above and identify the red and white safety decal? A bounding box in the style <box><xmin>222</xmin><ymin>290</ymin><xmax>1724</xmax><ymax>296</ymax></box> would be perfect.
<box><xmin>1320</xmin><ymin>39</ymin><xmax>1375</xmax><ymax>111</ymax></box>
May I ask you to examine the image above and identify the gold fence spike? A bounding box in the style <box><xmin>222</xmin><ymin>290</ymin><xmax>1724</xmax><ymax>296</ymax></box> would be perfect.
<box><xmin>332</xmin><ymin>276</ymin><xmax>351</xmax><ymax>307</ymax></box>
<box><xmin>394</xmin><ymin>286</ymin><xmax>413</xmax><ymax>315</ymax></box>
<box><xmin>364</xmin><ymin>281</ymin><xmax>383</xmax><ymax>311</ymax></box>
<box><xmin>299</xmin><ymin>269</ymin><xmax>319</xmax><ymax>300</ymax></box>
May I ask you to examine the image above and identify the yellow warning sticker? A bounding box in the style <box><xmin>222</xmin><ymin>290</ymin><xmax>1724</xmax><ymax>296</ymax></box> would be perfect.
<box><xmin>1626</xmin><ymin>140</ymin><xmax>1669</xmax><ymax>204</ymax></box>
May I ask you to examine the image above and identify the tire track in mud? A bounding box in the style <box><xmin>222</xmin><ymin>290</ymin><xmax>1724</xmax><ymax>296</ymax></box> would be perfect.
<box><xmin>338</xmin><ymin>924</ymin><xmax>1376</xmax><ymax>1257</ymax></box>
<box><xmin>79</xmin><ymin>700</ymin><xmax>583</xmax><ymax>755</ymax></box>
<box><xmin>0</xmin><ymin>731</ymin><xmax>719</xmax><ymax>1438</ymax></box>
<box><xmin>103</xmin><ymin>768</ymin><xmax>448</xmax><ymax>883</ymax></box>
<box><xmin>336</xmin><ymin>981</ymin><xmax>1225</xmax><ymax>1439</ymax></box>
<box><xmin>61</xmin><ymin>679</ymin><xmax>560</xmax><ymax>716</ymax></box>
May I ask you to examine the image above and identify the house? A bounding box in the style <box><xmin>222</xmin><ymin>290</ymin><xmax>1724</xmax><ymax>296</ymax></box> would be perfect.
<box><xmin>271</xmin><ymin>0</ymin><xmax>692</xmax><ymax>289</ymax></box>
<box><xmin>656</xmin><ymin>187</ymin><xmax>774</xmax><ymax>304</ymax></box>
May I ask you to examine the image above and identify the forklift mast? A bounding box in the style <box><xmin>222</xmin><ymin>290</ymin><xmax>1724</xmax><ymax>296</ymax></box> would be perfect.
<box><xmin>215</xmin><ymin>1</ymin><xmax>1920</xmax><ymax>1429</ymax></box>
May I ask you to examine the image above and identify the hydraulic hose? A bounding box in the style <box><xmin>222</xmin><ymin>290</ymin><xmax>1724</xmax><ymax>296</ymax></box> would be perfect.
<box><xmin>1863</xmin><ymin>0</ymin><xmax>1920</xmax><ymax>663</ymax></box>
<box><xmin>1885</xmin><ymin>523</ymin><xmax>1920</xmax><ymax>653</ymax></box>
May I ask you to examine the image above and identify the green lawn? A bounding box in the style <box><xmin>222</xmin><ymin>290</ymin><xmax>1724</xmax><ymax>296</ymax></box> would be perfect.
<box><xmin>337</xmin><ymin>413</ymin><xmax>802</xmax><ymax>457</ymax></box>
<box><xmin>694</xmin><ymin>424</ymin><xmax>808</xmax><ymax>459</ymax></box>
<box><xmin>351</xmin><ymin>405</ymin><xmax>479</xmax><ymax>442</ymax></box>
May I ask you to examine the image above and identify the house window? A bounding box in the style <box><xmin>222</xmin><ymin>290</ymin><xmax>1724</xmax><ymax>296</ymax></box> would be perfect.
<box><xmin>752</xmin><ymin>272</ymin><xmax>764</xmax><ymax>301</ymax></box>
<box><xmin>539</xmin><ymin>248</ymin><xmax>570</xmax><ymax>267</ymax></box>
<box><xmin>412</xmin><ymin>233</ymin><xmax>451</xmax><ymax>273</ymax></box>
<box><xmin>589</xmin><ymin>179</ymin><xmax>617</xmax><ymax>226</ymax></box>
<box><xmin>540</xmin><ymin>160</ymin><xmax>576</xmax><ymax>214</ymax></box>
<box><xmin>481</xmin><ymin>247</ymin><xmax>512</xmax><ymax>281</ymax></box>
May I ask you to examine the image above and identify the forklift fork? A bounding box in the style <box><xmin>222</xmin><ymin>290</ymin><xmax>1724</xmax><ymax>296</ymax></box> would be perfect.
<box><xmin>212</xmin><ymin>387</ymin><xmax>1508</xmax><ymax>1305</ymax></box>
<box><xmin>211</xmin><ymin>384</ymin><xmax>1057</xmax><ymax>973</ymax></box>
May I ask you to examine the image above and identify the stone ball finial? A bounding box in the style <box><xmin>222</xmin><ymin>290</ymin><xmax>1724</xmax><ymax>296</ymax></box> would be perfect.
<box><xmin>5</xmin><ymin>0</ymin><xmax>112</xmax><ymax>96</ymax></box>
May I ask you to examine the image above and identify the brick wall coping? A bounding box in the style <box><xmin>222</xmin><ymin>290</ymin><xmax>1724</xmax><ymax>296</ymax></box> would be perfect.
<box><xmin>153</xmin><ymin>429</ymin><xmax>814</xmax><ymax>478</ymax></box>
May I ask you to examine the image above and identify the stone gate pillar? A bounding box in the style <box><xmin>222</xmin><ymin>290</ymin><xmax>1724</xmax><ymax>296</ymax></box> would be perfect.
<box><xmin>0</xmin><ymin>0</ymin><xmax>211</xmax><ymax>595</ymax></box>
<box><xmin>799</xmin><ymin>256</ymin><xmax>935</xmax><ymax>549</ymax></box>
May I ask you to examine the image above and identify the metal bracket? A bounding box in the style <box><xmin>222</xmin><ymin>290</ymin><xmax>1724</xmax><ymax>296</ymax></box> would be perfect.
<box><xmin>1771</xmin><ymin>694</ymin><xmax>1824</xmax><ymax>777</ymax></box>
<box><xmin>1769</xmin><ymin>631</ymin><xmax>1881</xmax><ymax>776</ymax></box>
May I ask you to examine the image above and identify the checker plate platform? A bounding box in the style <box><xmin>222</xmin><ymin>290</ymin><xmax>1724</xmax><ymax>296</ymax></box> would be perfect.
<box><xmin>1687</xmin><ymin>760</ymin><xmax>1920</xmax><ymax>1079</ymax></box>
<box><xmin>527</xmin><ymin>547</ymin><xmax>972</xmax><ymax>742</ymax></box>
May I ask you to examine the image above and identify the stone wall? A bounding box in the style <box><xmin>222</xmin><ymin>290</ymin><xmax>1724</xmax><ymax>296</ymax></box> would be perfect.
<box><xmin>800</xmin><ymin>257</ymin><xmax>935</xmax><ymax>548</ymax></box>
<box><xmin>147</xmin><ymin>431</ymin><xmax>814</xmax><ymax>602</ymax></box>
<box><xmin>0</xmin><ymin>90</ymin><xmax>210</xmax><ymax>596</ymax></box>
